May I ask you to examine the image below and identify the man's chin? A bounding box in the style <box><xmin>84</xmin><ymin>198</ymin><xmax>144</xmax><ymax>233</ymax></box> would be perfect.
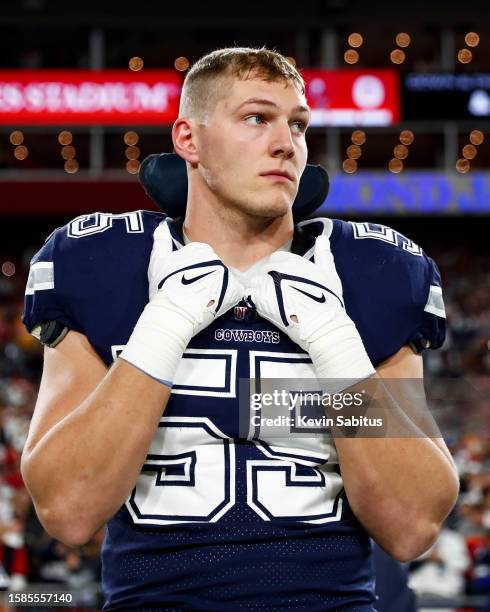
<box><xmin>247</xmin><ymin>203</ymin><xmax>290</xmax><ymax>220</ymax></box>
<box><xmin>242</xmin><ymin>195</ymin><xmax>293</xmax><ymax>220</ymax></box>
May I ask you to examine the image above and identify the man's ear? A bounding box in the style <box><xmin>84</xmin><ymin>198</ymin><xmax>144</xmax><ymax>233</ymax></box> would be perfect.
<box><xmin>172</xmin><ymin>118</ymin><xmax>199</xmax><ymax>166</ymax></box>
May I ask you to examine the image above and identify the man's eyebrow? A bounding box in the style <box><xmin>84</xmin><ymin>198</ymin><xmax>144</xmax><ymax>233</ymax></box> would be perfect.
<box><xmin>236</xmin><ymin>98</ymin><xmax>310</xmax><ymax>115</ymax></box>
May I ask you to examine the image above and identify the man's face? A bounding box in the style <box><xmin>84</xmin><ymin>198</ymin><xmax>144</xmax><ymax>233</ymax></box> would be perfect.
<box><xmin>194</xmin><ymin>76</ymin><xmax>309</xmax><ymax>220</ymax></box>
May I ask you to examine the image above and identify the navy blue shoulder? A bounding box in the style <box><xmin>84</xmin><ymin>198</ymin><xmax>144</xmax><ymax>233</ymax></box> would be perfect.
<box><xmin>298</xmin><ymin>218</ymin><xmax>446</xmax><ymax>366</ymax></box>
<box><xmin>22</xmin><ymin>210</ymin><xmax>166</xmax><ymax>363</ymax></box>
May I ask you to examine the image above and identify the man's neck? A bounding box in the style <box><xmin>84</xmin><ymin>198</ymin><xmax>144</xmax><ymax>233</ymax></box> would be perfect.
<box><xmin>183</xmin><ymin>191</ymin><xmax>294</xmax><ymax>272</ymax></box>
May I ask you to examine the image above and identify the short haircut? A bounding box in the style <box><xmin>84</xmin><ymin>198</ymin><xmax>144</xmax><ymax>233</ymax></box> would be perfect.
<box><xmin>179</xmin><ymin>47</ymin><xmax>305</xmax><ymax>122</ymax></box>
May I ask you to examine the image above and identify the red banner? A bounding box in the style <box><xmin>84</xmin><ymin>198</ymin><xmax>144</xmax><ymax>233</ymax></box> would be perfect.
<box><xmin>0</xmin><ymin>69</ymin><xmax>399</xmax><ymax>127</ymax></box>
<box><xmin>0</xmin><ymin>70</ymin><xmax>182</xmax><ymax>125</ymax></box>
<box><xmin>302</xmin><ymin>69</ymin><xmax>400</xmax><ymax>126</ymax></box>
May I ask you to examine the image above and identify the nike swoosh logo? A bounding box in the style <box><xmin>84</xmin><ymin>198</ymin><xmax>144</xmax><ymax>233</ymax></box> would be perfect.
<box><xmin>181</xmin><ymin>270</ymin><xmax>214</xmax><ymax>285</ymax></box>
<box><xmin>291</xmin><ymin>285</ymin><xmax>326</xmax><ymax>303</ymax></box>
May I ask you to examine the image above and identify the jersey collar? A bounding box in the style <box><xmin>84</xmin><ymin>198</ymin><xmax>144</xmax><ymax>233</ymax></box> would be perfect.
<box><xmin>164</xmin><ymin>215</ymin><xmax>333</xmax><ymax>260</ymax></box>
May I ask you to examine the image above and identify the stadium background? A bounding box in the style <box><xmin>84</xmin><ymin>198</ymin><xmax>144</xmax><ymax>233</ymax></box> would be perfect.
<box><xmin>0</xmin><ymin>1</ymin><xmax>489</xmax><ymax>610</ymax></box>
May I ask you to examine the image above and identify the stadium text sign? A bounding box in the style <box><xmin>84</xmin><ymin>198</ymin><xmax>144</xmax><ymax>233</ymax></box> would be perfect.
<box><xmin>0</xmin><ymin>70</ymin><xmax>182</xmax><ymax>125</ymax></box>
<box><xmin>0</xmin><ymin>69</ymin><xmax>399</xmax><ymax>127</ymax></box>
<box><xmin>322</xmin><ymin>172</ymin><xmax>490</xmax><ymax>213</ymax></box>
<box><xmin>302</xmin><ymin>69</ymin><xmax>400</xmax><ymax>126</ymax></box>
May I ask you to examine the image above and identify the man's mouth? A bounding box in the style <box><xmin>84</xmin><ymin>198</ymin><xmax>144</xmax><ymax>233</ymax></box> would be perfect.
<box><xmin>260</xmin><ymin>170</ymin><xmax>294</xmax><ymax>182</ymax></box>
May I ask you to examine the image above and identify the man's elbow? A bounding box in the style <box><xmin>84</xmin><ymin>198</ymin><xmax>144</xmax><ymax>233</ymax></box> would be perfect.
<box><xmin>21</xmin><ymin>457</ymin><xmax>100</xmax><ymax>547</ymax></box>
<box><xmin>374</xmin><ymin>471</ymin><xmax>460</xmax><ymax>563</ymax></box>
<box><xmin>35</xmin><ymin>503</ymin><xmax>98</xmax><ymax>548</ymax></box>
<box><xmin>386</xmin><ymin>520</ymin><xmax>440</xmax><ymax>563</ymax></box>
<box><xmin>22</xmin><ymin>464</ymin><xmax>97</xmax><ymax>546</ymax></box>
<box><xmin>384</xmin><ymin>481</ymin><xmax>460</xmax><ymax>563</ymax></box>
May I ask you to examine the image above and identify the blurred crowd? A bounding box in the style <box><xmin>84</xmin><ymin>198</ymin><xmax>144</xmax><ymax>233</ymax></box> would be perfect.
<box><xmin>1</xmin><ymin>256</ymin><xmax>105</xmax><ymax>609</ymax></box>
<box><xmin>0</xmin><ymin>242</ymin><xmax>489</xmax><ymax>610</ymax></box>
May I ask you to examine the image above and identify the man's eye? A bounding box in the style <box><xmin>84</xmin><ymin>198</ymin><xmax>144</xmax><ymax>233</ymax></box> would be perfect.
<box><xmin>291</xmin><ymin>121</ymin><xmax>307</xmax><ymax>134</ymax></box>
<box><xmin>245</xmin><ymin>114</ymin><xmax>265</xmax><ymax>125</ymax></box>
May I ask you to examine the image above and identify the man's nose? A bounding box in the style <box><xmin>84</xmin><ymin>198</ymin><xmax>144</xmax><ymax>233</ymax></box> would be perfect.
<box><xmin>269</xmin><ymin>122</ymin><xmax>295</xmax><ymax>159</ymax></box>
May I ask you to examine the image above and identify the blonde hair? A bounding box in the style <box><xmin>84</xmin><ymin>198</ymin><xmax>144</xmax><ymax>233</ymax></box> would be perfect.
<box><xmin>179</xmin><ymin>47</ymin><xmax>305</xmax><ymax>121</ymax></box>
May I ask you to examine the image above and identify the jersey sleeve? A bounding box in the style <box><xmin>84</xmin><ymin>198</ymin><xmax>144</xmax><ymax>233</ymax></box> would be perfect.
<box><xmin>23</xmin><ymin>227</ymin><xmax>84</xmax><ymax>338</ymax></box>
<box><xmin>22</xmin><ymin>211</ymin><xmax>165</xmax><ymax>360</ymax></box>
<box><xmin>328</xmin><ymin>220</ymin><xmax>446</xmax><ymax>366</ymax></box>
<box><xmin>410</xmin><ymin>252</ymin><xmax>446</xmax><ymax>352</ymax></box>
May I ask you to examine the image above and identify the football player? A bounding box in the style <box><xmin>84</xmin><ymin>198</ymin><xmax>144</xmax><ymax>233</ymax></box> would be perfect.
<box><xmin>21</xmin><ymin>47</ymin><xmax>458</xmax><ymax>611</ymax></box>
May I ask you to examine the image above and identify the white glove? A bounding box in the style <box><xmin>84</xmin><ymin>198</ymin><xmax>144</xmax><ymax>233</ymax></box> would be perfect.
<box><xmin>121</xmin><ymin>242</ymin><xmax>244</xmax><ymax>386</ymax></box>
<box><xmin>249</xmin><ymin>235</ymin><xmax>375</xmax><ymax>386</ymax></box>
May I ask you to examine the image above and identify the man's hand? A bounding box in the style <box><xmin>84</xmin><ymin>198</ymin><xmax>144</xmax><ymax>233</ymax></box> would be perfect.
<box><xmin>249</xmin><ymin>236</ymin><xmax>375</xmax><ymax>385</ymax></box>
<box><xmin>122</xmin><ymin>242</ymin><xmax>244</xmax><ymax>386</ymax></box>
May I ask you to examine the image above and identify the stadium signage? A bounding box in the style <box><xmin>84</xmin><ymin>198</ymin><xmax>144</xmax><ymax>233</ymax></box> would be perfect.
<box><xmin>302</xmin><ymin>69</ymin><xmax>400</xmax><ymax>126</ymax></box>
<box><xmin>0</xmin><ymin>69</ymin><xmax>400</xmax><ymax>127</ymax></box>
<box><xmin>0</xmin><ymin>70</ymin><xmax>182</xmax><ymax>125</ymax></box>
<box><xmin>322</xmin><ymin>172</ymin><xmax>490</xmax><ymax>213</ymax></box>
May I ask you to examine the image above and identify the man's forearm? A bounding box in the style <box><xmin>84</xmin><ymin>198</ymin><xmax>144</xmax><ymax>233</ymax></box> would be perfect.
<box><xmin>333</xmin><ymin>379</ymin><xmax>459</xmax><ymax>561</ymax></box>
<box><xmin>21</xmin><ymin>359</ymin><xmax>170</xmax><ymax>545</ymax></box>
